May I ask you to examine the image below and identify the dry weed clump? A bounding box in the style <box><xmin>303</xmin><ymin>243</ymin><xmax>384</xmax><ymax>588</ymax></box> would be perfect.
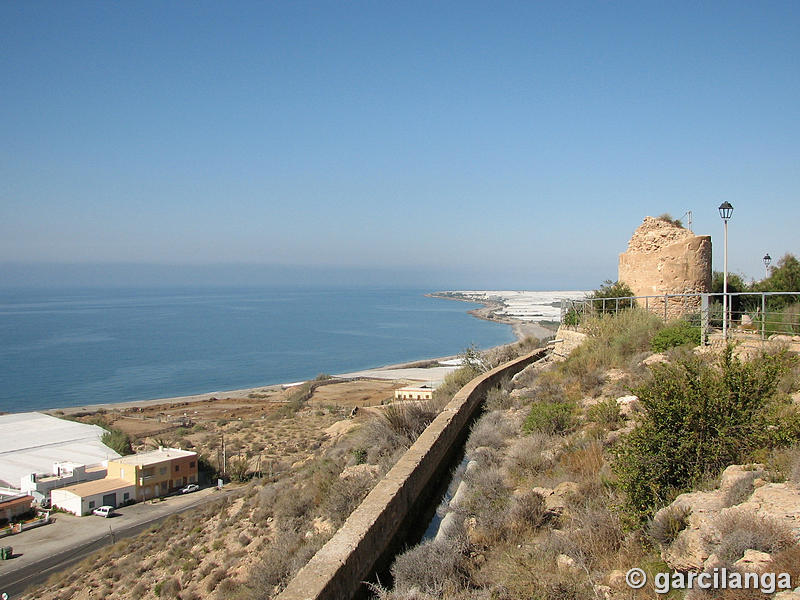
<box><xmin>507</xmin><ymin>432</ymin><xmax>557</xmax><ymax>478</ymax></box>
<box><xmin>389</xmin><ymin>539</ymin><xmax>470</xmax><ymax>597</ymax></box>
<box><xmin>507</xmin><ymin>490</ymin><xmax>547</xmax><ymax>533</ymax></box>
<box><xmin>482</xmin><ymin>336</ymin><xmax>542</xmax><ymax>370</ymax></box>
<box><xmin>321</xmin><ymin>469</ymin><xmax>378</xmax><ymax>525</ymax></box>
<box><xmin>466</xmin><ymin>411</ymin><xmax>513</xmax><ymax>454</ymax></box>
<box><xmin>714</xmin><ymin>509</ymin><xmax>797</xmax><ymax>563</ymax></box>
<box><xmin>461</xmin><ymin>465</ymin><xmax>511</xmax><ymax>542</ymax></box>
<box><xmin>649</xmin><ymin>505</ymin><xmax>691</xmax><ymax>548</ymax></box>
<box><xmin>484</xmin><ymin>386</ymin><xmax>513</xmax><ymax>410</ymax></box>
<box><xmin>554</xmin><ymin>500</ymin><xmax>625</xmax><ymax>571</ymax></box>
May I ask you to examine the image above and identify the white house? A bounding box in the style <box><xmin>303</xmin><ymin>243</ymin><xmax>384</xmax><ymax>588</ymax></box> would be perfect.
<box><xmin>50</xmin><ymin>478</ymin><xmax>135</xmax><ymax>516</ymax></box>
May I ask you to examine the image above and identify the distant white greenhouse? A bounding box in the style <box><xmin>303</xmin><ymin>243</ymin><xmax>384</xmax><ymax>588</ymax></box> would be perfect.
<box><xmin>0</xmin><ymin>412</ymin><xmax>119</xmax><ymax>488</ymax></box>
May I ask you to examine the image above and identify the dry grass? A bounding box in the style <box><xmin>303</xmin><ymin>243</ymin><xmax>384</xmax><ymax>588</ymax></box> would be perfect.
<box><xmin>714</xmin><ymin>509</ymin><xmax>797</xmax><ymax>563</ymax></box>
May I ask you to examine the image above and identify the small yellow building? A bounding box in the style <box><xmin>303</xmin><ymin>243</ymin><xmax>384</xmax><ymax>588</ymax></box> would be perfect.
<box><xmin>107</xmin><ymin>447</ymin><xmax>198</xmax><ymax>501</ymax></box>
<box><xmin>394</xmin><ymin>385</ymin><xmax>434</xmax><ymax>401</ymax></box>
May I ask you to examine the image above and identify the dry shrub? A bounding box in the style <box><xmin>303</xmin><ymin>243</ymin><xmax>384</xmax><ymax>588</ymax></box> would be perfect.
<box><xmin>485</xmin><ymin>387</ymin><xmax>513</xmax><ymax>410</ymax></box>
<box><xmin>483</xmin><ymin>337</ymin><xmax>541</xmax><ymax>370</ymax></box>
<box><xmin>714</xmin><ymin>509</ymin><xmax>797</xmax><ymax>562</ymax></box>
<box><xmin>358</xmin><ymin>417</ymin><xmax>407</xmax><ymax>465</ymax></box>
<box><xmin>507</xmin><ymin>490</ymin><xmax>547</xmax><ymax>533</ymax></box>
<box><xmin>321</xmin><ymin>469</ymin><xmax>377</xmax><ymax>525</ymax></box>
<box><xmin>391</xmin><ymin>539</ymin><xmax>469</xmax><ymax>596</ymax></box>
<box><xmin>768</xmin><ymin>445</ymin><xmax>800</xmax><ymax>483</ymax></box>
<box><xmin>649</xmin><ymin>505</ymin><xmax>691</xmax><ymax>547</ymax></box>
<box><xmin>722</xmin><ymin>477</ymin><xmax>755</xmax><ymax>508</ymax></box>
<box><xmin>273</xmin><ymin>483</ymin><xmax>314</xmax><ymax>524</ymax></box>
<box><xmin>156</xmin><ymin>576</ymin><xmax>181</xmax><ymax>598</ymax></box>
<box><xmin>485</xmin><ymin>543</ymin><xmax>594</xmax><ymax>600</ymax></box>
<box><xmin>198</xmin><ymin>561</ymin><xmax>219</xmax><ymax>579</ymax></box>
<box><xmin>383</xmin><ymin>401</ymin><xmax>438</xmax><ymax>441</ymax></box>
<box><xmin>507</xmin><ymin>433</ymin><xmax>557</xmax><ymax>477</ymax></box>
<box><xmin>466</xmin><ymin>411</ymin><xmax>512</xmax><ymax>454</ymax></box>
<box><xmin>205</xmin><ymin>568</ymin><xmax>227</xmax><ymax>593</ymax></box>
<box><xmin>246</xmin><ymin>529</ymin><xmax>326</xmax><ymax>596</ymax></box>
<box><xmin>556</xmin><ymin>501</ymin><xmax>625</xmax><ymax>570</ymax></box>
<box><xmin>462</xmin><ymin>466</ymin><xmax>510</xmax><ymax>541</ymax></box>
<box><xmin>216</xmin><ymin>577</ymin><xmax>239</xmax><ymax>595</ymax></box>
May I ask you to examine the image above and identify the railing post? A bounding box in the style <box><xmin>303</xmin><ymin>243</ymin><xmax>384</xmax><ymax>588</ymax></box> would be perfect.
<box><xmin>664</xmin><ymin>294</ymin><xmax>668</xmax><ymax>322</ymax></box>
<box><xmin>761</xmin><ymin>293</ymin><xmax>766</xmax><ymax>341</ymax></box>
<box><xmin>701</xmin><ymin>294</ymin><xmax>709</xmax><ymax>344</ymax></box>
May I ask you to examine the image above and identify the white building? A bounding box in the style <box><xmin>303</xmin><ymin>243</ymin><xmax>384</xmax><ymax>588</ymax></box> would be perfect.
<box><xmin>50</xmin><ymin>478</ymin><xmax>135</xmax><ymax>516</ymax></box>
<box><xmin>394</xmin><ymin>385</ymin><xmax>434</xmax><ymax>401</ymax></box>
<box><xmin>20</xmin><ymin>462</ymin><xmax>107</xmax><ymax>504</ymax></box>
<box><xmin>0</xmin><ymin>412</ymin><xmax>119</xmax><ymax>489</ymax></box>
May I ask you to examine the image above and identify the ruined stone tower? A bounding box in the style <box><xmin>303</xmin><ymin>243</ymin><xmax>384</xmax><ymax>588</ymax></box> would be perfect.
<box><xmin>618</xmin><ymin>216</ymin><xmax>711</xmax><ymax>317</ymax></box>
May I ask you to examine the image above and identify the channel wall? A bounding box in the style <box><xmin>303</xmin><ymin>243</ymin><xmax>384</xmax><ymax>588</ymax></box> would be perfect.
<box><xmin>277</xmin><ymin>346</ymin><xmax>549</xmax><ymax>600</ymax></box>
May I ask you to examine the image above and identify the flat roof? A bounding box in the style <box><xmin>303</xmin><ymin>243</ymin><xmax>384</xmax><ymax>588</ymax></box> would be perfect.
<box><xmin>0</xmin><ymin>412</ymin><xmax>120</xmax><ymax>486</ymax></box>
<box><xmin>111</xmin><ymin>447</ymin><xmax>196</xmax><ymax>467</ymax></box>
<box><xmin>58</xmin><ymin>478</ymin><xmax>133</xmax><ymax>497</ymax></box>
<box><xmin>0</xmin><ymin>495</ymin><xmax>34</xmax><ymax>508</ymax></box>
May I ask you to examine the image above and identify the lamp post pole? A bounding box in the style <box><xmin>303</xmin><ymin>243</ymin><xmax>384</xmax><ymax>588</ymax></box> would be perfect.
<box><xmin>719</xmin><ymin>202</ymin><xmax>733</xmax><ymax>341</ymax></box>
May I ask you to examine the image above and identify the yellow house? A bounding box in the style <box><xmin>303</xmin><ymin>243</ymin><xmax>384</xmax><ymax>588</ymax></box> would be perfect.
<box><xmin>394</xmin><ymin>385</ymin><xmax>434</xmax><ymax>401</ymax></box>
<box><xmin>107</xmin><ymin>447</ymin><xmax>198</xmax><ymax>501</ymax></box>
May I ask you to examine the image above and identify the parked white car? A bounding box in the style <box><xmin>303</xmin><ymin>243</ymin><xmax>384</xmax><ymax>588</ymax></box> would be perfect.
<box><xmin>180</xmin><ymin>484</ymin><xmax>199</xmax><ymax>494</ymax></box>
<box><xmin>92</xmin><ymin>505</ymin><xmax>114</xmax><ymax>518</ymax></box>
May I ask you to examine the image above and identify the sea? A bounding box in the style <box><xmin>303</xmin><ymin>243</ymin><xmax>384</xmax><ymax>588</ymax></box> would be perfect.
<box><xmin>0</xmin><ymin>287</ymin><xmax>516</xmax><ymax>413</ymax></box>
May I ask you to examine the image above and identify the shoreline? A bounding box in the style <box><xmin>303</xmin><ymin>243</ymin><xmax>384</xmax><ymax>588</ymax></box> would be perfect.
<box><xmin>41</xmin><ymin>354</ymin><xmax>458</xmax><ymax>417</ymax></box>
<box><xmin>41</xmin><ymin>295</ymin><xmax>558</xmax><ymax>417</ymax></box>
<box><xmin>426</xmin><ymin>291</ymin><xmax>559</xmax><ymax>342</ymax></box>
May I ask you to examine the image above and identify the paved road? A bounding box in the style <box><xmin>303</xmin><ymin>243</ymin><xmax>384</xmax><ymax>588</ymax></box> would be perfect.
<box><xmin>0</xmin><ymin>486</ymin><xmax>235</xmax><ymax>599</ymax></box>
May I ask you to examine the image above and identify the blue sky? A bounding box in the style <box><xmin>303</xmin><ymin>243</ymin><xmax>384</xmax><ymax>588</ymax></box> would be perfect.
<box><xmin>1</xmin><ymin>1</ymin><xmax>798</xmax><ymax>288</ymax></box>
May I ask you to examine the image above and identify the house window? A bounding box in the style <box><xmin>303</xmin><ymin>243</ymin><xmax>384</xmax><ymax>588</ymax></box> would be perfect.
<box><xmin>189</xmin><ymin>461</ymin><xmax>195</xmax><ymax>468</ymax></box>
<box><xmin>175</xmin><ymin>465</ymin><xmax>180</xmax><ymax>472</ymax></box>
<box><xmin>123</xmin><ymin>492</ymin><xmax>130</xmax><ymax>501</ymax></box>
<box><xmin>159</xmin><ymin>467</ymin><xmax>167</xmax><ymax>475</ymax></box>
<box><xmin>88</xmin><ymin>500</ymin><xmax>95</xmax><ymax>509</ymax></box>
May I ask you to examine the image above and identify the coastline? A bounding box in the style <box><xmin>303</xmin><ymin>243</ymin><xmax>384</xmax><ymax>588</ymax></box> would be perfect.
<box><xmin>426</xmin><ymin>291</ymin><xmax>560</xmax><ymax>342</ymax></box>
<box><xmin>42</xmin><ymin>293</ymin><xmax>559</xmax><ymax>417</ymax></box>
<box><xmin>43</xmin><ymin>354</ymin><xmax>462</xmax><ymax>417</ymax></box>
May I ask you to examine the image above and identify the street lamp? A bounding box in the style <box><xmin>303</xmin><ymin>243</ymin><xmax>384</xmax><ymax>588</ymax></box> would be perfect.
<box><xmin>719</xmin><ymin>202</ymin><xmax>733</xmax><ymax>340</ymax></box>
<box><xmin>763</xmin><ymin>253</ymin><xmax>771</xmax><ymax>279</ymax></box>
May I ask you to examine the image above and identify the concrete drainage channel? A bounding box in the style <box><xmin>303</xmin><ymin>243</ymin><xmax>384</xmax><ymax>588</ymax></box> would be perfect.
<box><xmin>277</xmin><ymin>347</ymin><xmax>549</xmax><ymax>600</ymax></box>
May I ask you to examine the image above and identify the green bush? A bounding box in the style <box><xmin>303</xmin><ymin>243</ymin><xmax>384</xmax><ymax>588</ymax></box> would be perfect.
<box><xmin>650</xmin><ymin>320</ymin><xmax>701</xmax><ymax>352</ymax></box>
<box><xmin>587</xmin><ymin>280</ymin><xmax>635</xmax><ymax>314</ymax></box>
<box><xmin>523</xmin><ymin>401</ymin><xmax>574</xmax><ymax>435</ymax></box>
<box><xmin>101</xmin><ymin>428</ymin><xmax>132</xmax><ymax>456</ymax></box>
<box><xmin>614</xmin><ymin>347</ymin><xmax>795</xmax><ymax>523</ymax></box>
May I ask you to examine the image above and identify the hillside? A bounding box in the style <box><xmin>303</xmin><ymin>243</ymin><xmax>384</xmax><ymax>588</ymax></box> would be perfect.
<box><xmin>376</xmin><ymin>311</ymin><xmax>800</xmax><ymax>600</ymax></box>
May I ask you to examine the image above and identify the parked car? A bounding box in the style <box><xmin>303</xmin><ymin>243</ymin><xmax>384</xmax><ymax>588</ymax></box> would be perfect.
<box><xmin>92</xmin><ymin>506</ymin><xmax>114</xmax><ymax>518</ymax></box>
<box><xmin>180</xmin><ymin>484</ymin><xmax>199</xmax><ymax>494</ymax></box>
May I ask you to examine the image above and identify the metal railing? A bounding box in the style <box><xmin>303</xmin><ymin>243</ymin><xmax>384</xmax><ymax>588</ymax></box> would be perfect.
<box><xmin>560</xmin><ymin>291</ymin><xmax>800</xmax><ymax>341</ymax></box>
